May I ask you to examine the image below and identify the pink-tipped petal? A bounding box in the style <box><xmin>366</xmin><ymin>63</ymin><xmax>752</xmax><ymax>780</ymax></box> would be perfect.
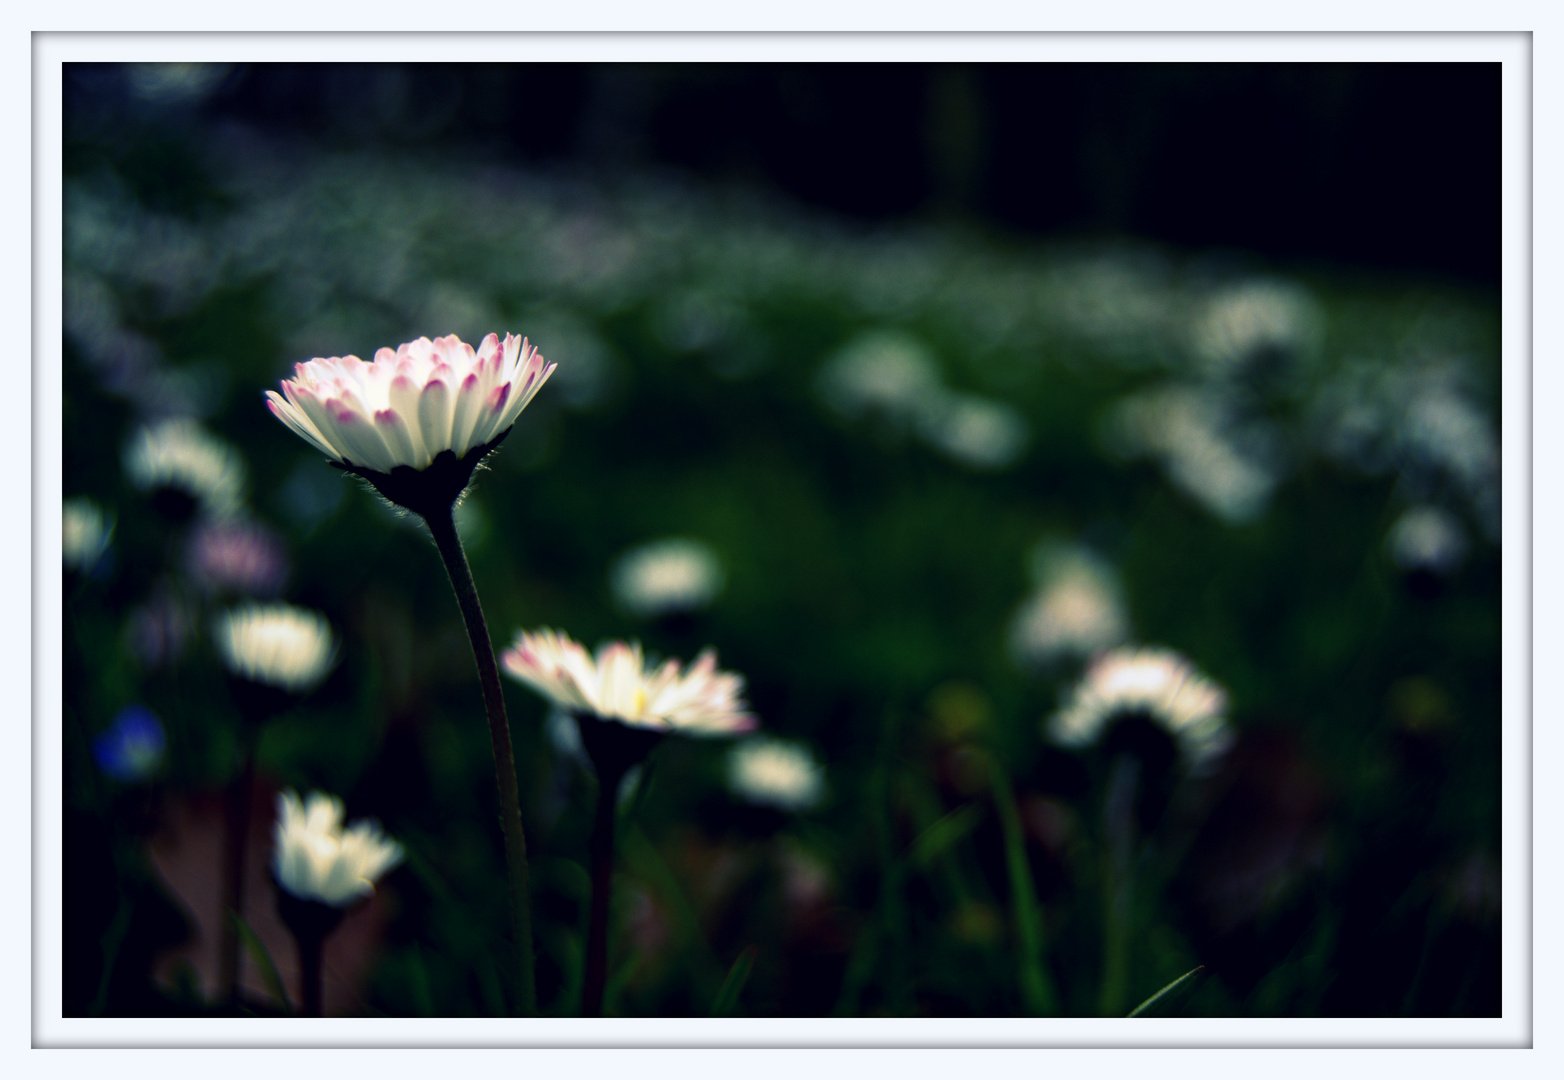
<box><xmin>448</xmin><ymin>372</ymin><xmax>484</xmax><ymax>456</ymax></box>
<box><xmin>373</xmin><ymin>409</ymin><xmax>419</xmax><ymax>470</ymax></box>
<box><xmin>387</xmin><ymin>376</ymin><xmax>429</xmax><ymax>467</ymax></box>
<box><xmin>417</xmin><ymin>377</ymin><xmax>454</xmax><ymax>455</ymax></box>
<box><xmin>327</xmin><ymin>406</ymin><xmax>397</xmax><ymax>473</ymax></box>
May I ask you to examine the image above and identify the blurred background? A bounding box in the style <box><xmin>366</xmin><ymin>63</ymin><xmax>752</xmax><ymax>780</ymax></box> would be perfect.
<box><xmin>60</xmin><ymin>61</ymin><xmax>1501</xmax><ymax>1018</ymax></box>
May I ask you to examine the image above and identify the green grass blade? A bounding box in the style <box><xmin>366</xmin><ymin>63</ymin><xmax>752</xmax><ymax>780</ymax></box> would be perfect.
<box><xmin>1127</xmin><ymin>965</ymin><xmax>1206</xmax><ymax>1017</ymax></box>
<box><xmin>908</xmin><ymin>803</ymin><xmax>982</xmax><ymax>871</ymax></box>
<box><xmin>709</xmin><ymin>946</ymin><xmax>758</xmax><ymax>1017</ymax></box>
<box><xmin>989</xmin><ymin>755</ymin><xmax>1057</xmax><ymax>1016</ymax></box>
<box><xmin>229</xmin><ymin>910</ymin><xmax>293</xmax><ymax>1013</ymax></box>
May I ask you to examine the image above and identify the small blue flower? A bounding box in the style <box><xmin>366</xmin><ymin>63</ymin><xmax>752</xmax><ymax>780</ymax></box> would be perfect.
<box><xmin>92</xmin><ymin>705</ymin><xmax>166</xmax><ymax>782</ymax></box>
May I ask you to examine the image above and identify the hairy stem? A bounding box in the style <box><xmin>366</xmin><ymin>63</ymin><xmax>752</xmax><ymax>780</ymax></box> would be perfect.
<box><xmin>425</xmin><ymin>505</ymin><xmax>536</xmax><ymax>1016</ymax></box>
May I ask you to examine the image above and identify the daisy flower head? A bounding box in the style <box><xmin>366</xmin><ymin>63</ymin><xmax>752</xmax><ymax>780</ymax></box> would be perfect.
<box><xmin>1388</xmin><ymin>504</ymin><xmax>1468</xmax><ymax>576</ymax></box>
<box><xmin>610</xmin><ymin>537</ymin><xmax>725</xmax><ymax>618</ymax></box>
<box><xmin>272</xmin><ymin>790</ymin><xmax>403</xmax><ymax>908</ymax></box>
<box><xmin>1051</xmin><ymin>646</ymin><xmax>1232</xmax><ymax>767</ymax></box>
<box><xmin>501</xmin><ymin>629</ymin><xmax>757</xmax><ymax>737</ymax></box>
<box><xmin>125</xmin><ymin>418</ymin><xmax>246</xmax><ymax>521</ymax></box>
<box><xmin>186</xmin><ymin>518</ymin><xmax>289</xmax><ymax>596</ymax></box>
<box><xmin>214</xmin><ymin>601</ymin><xmax>337</xmax><ymax>695</ymax></box>
<box><xmin>1009</xmin><ymin>544</ymin><xmax>1129</xmax><ymax>668</ymax></box>
<box><xmin>727</xmin><ymin>737</ymin><xmax>825</xmax><ymax>811</ymax></box>
<box><xmin>265</xmin><ymin>334</ymin><xmax>553</xmax><ymax>510</ymax></box>
<box><xmin>63</xmin><ymin>497</ymin><xmax>114</xmax><ymax>574</ymax></box>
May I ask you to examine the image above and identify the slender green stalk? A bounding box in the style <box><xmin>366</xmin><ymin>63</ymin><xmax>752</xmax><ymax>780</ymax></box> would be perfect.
<box><xmin>425</xmin><ymin>505</ymin><xmax>536</xmax><ymax>1016</ymax></box>
<box><xmin>1098</xmin><ymin>754</ymin><xmax>1138</xmax><ymax>1017</ymax></box>
<box><xmin>219</xmin><ymin>743</ymin><xmax>257</xmax><ymax>1005</ymax></box>
<box><xmin>1127</xmin><ymin>964</ymin><xmax>1205</xmax><ymax>1017</ymax></box>
<box><xmin>989</xmin><ymin>754</ymin><xmax>1056</xmax><ymax>1016</ymax></box>
<box><xmin>298</xmin><ymin>924</ymin><xmax>326</xmax><ymax>1017</ymax></box>
<box><xmin>582</xmin><ymin>764</ymin><xmax>622</xmax><ymax>1017</ymax></box>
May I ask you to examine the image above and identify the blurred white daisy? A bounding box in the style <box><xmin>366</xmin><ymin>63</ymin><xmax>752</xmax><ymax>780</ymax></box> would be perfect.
<box><xmin>1190</xmin><ymin>280</ymin><xmax>1321</xmax><ymax>377</ymax></box>
<box><xmin>125</xmin><ymin>418</ymin><xmax>246</xmax><ymax>519</ymax></box>
<box><xmin>266</xmin><ymin>332</ymin><xmax>554</xmax><ymax>474</ymax></box>
<box><xmin>63</xmin><ymin>497</ymin><xmax>114</xmax><ymax>572</ymax></box>
<box><xmin>815</xmin><ymin>330</ymin><xmax>942</xmax><ymax>424</ymax></box>
<box><xmin>610</xmin><ymin>537</ymin><xmax>725</xmax><ymax>617</ymax></box>
<box><xmin>272</xmin><ymin>790</ymin><xmax>403</xmax><ymax>908</ymax></box>
<box><xmin>501</xmin><ymin>629</ymin><xmax>756</xmax><ymax>735</ymax></box>
<box><xmin>1010</xmin><ymin>546</ymin><xmax>1129</xmax><ymax>667</ymax></box>
<box><xmin>186</xmin><ymin>519</ymin><xmax>288</xmax><ymax>595</ymax></box>
<box><xmin>919</xmin><ymin>393</ymin><xmax>1030</xmax><ymax>470</ymax></box>
<box><xmin>1388</xmin><ymin>504</ymin><xmax>1468</xmax><ymax>575</ymax></box>
<box><xmin>214</xmin><ymin>601</ymin><xmax>337</xmax><ymax>693</ymax></box>
<box><xmin>727</xmin><ymin>738</ymin><xmax>825</xmax><ymax>811</ymax></box>
<box><xmin>1051</xmin><ymin>646</ymin><xmax>1232</xmax><ymax>766</ymax></box>
<box><xmin>1106</xmin><ymin>385</ymin><xmax>1281</xmax><ymax>524</ymax></box>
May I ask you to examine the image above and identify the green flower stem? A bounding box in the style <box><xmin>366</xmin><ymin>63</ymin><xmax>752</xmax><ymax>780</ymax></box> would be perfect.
<box><xmin>219</xmin><ymin>739</ymin><xmax>257</xmax><ymax>1005</ymax></box>
<box><xmin>1098</xmin><ymin>753</ymin><xmax>1139</xmax><ymax>1018</ymax></box>
<box><xmin>582</xmin><ymin>762</ymin><xmax>623</xmax><ymax>1018</ymax></box>
<box><xmin>989</xmin><ymin>753</ymin><xmax>1057</xmax><ymax>1016</ymax></box>
<box><xmin>298</xmin><ymin>924</ymin><xmax>326</xmax><ymax>1018</ymax></box>
<box><xmin>425</xmin><ymin>505</ymin><xmax>536</xmax><ymax>1017</ymax></box>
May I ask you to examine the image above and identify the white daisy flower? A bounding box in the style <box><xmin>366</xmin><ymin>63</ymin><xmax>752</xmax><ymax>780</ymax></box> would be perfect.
<box><xmin>272</xmin><ymin>790</ymin><xmax>403</xmax><ymax>908</ymax></box>
<box><xmin>610</xmin><ymin>537</ymin><xmax>725</xmax><ymax>617</ymax></box>
<box><xmin>266</xmin><ymin>333</ymin><xmax>554</xmax><ymax>474</ymax></box>
<box><xmin>501</xmin><ymin>628</ymin><xmax>756</xmax><ymax>736</ymax></box>
<box><xmin>1010</xmin><ymin>546</ymin><xmax>1130</xmax><ymax>667</ymax></box>
<box><xmin>214</xmin><ymin>601</ymin><xmax>337</xmax><ymax>693</ymax></box>
<box><xmin>1051</xmin><ymin>646</ymin><xmax>1232</xmax><ymax>766</ymax></box>
<box><xmin>918</xmin><ymin>392</ymin><xmax>1030</xmax><ymax>470</ymax></box>
<box><xmin>1190</xmin><ymin>280</ymin><xmax>1321</xmax><ymax>377</ymax></box>
<box><xmin>815</xmin><ymin>330</ymin><xmax>942</xmax><ymax>424</ymax></box>
<box><xmin>1388</xmin><ymin>504</ymin><xmax>1468</xmax><ymax>575</ymax></box>
<box><xmin>125</xmin><ymin>418</ymin><xmax>247</xmax><ymax>519</ymax></box>
<box><xmin>63</xmin><ymin>497</ymin><xmax>114</xmax><ymax>572</ymax></box>
<box><xmin>727</xmin><ymin>738</ymin><xmax>825</xmax><ymax>811</ymax></box>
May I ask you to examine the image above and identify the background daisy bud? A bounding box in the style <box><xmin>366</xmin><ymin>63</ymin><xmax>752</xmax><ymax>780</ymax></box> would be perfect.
<box><xmin>186</xmin><ymin>519</ymin><xmax>289</xmax><ymax>597</ymax></box>
<box><xmin>265</xmin><ymin>332</ymin><xmax>554</xmax><ymax>516</ymax></box>
<box><xmin>214</xmin><ymin>601</ymin><xmax>337</xmax><ymax>697</ymax></box>
<box><xmin>1050</xmin><ymin>646</ymin><xmax>1232</xmax><ymax>769</ymax></box>
<box><xmin>124</xmin><ymin>417</ymin><xmax>247</xmax><ymax>522</ymax></box>
<box><xmin>63</xmin><ymin>497</ymin><xmax>114</xmax><ymax>575</ymax></box>
<box><xmin>727</xmin><ymin>737</ymin><xmax>825</xmax><ymax>812</ymax></box>
<box><xmin>610</xmin><ymin>537</ymin><xmax>725</xmax><ymax>618</ymax></box>
<box><xmin>272</xmin><ymin>789</ymin><xmax>403</xmax><ymax>908</ymax></box>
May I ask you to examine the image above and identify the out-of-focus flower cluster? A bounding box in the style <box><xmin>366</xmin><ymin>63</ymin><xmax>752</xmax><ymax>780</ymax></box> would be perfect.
<box><xmin>65</xmin><ymin>136</ymin><xmax>1497</xmax><ymax>566</ymax></box>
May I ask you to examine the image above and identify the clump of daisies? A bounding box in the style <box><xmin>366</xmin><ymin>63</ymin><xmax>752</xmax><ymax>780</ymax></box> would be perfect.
<box><xmin>265</xmin><ymin>332</ymin><xmax>555</xmax><ymax>1015</ymax></box>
